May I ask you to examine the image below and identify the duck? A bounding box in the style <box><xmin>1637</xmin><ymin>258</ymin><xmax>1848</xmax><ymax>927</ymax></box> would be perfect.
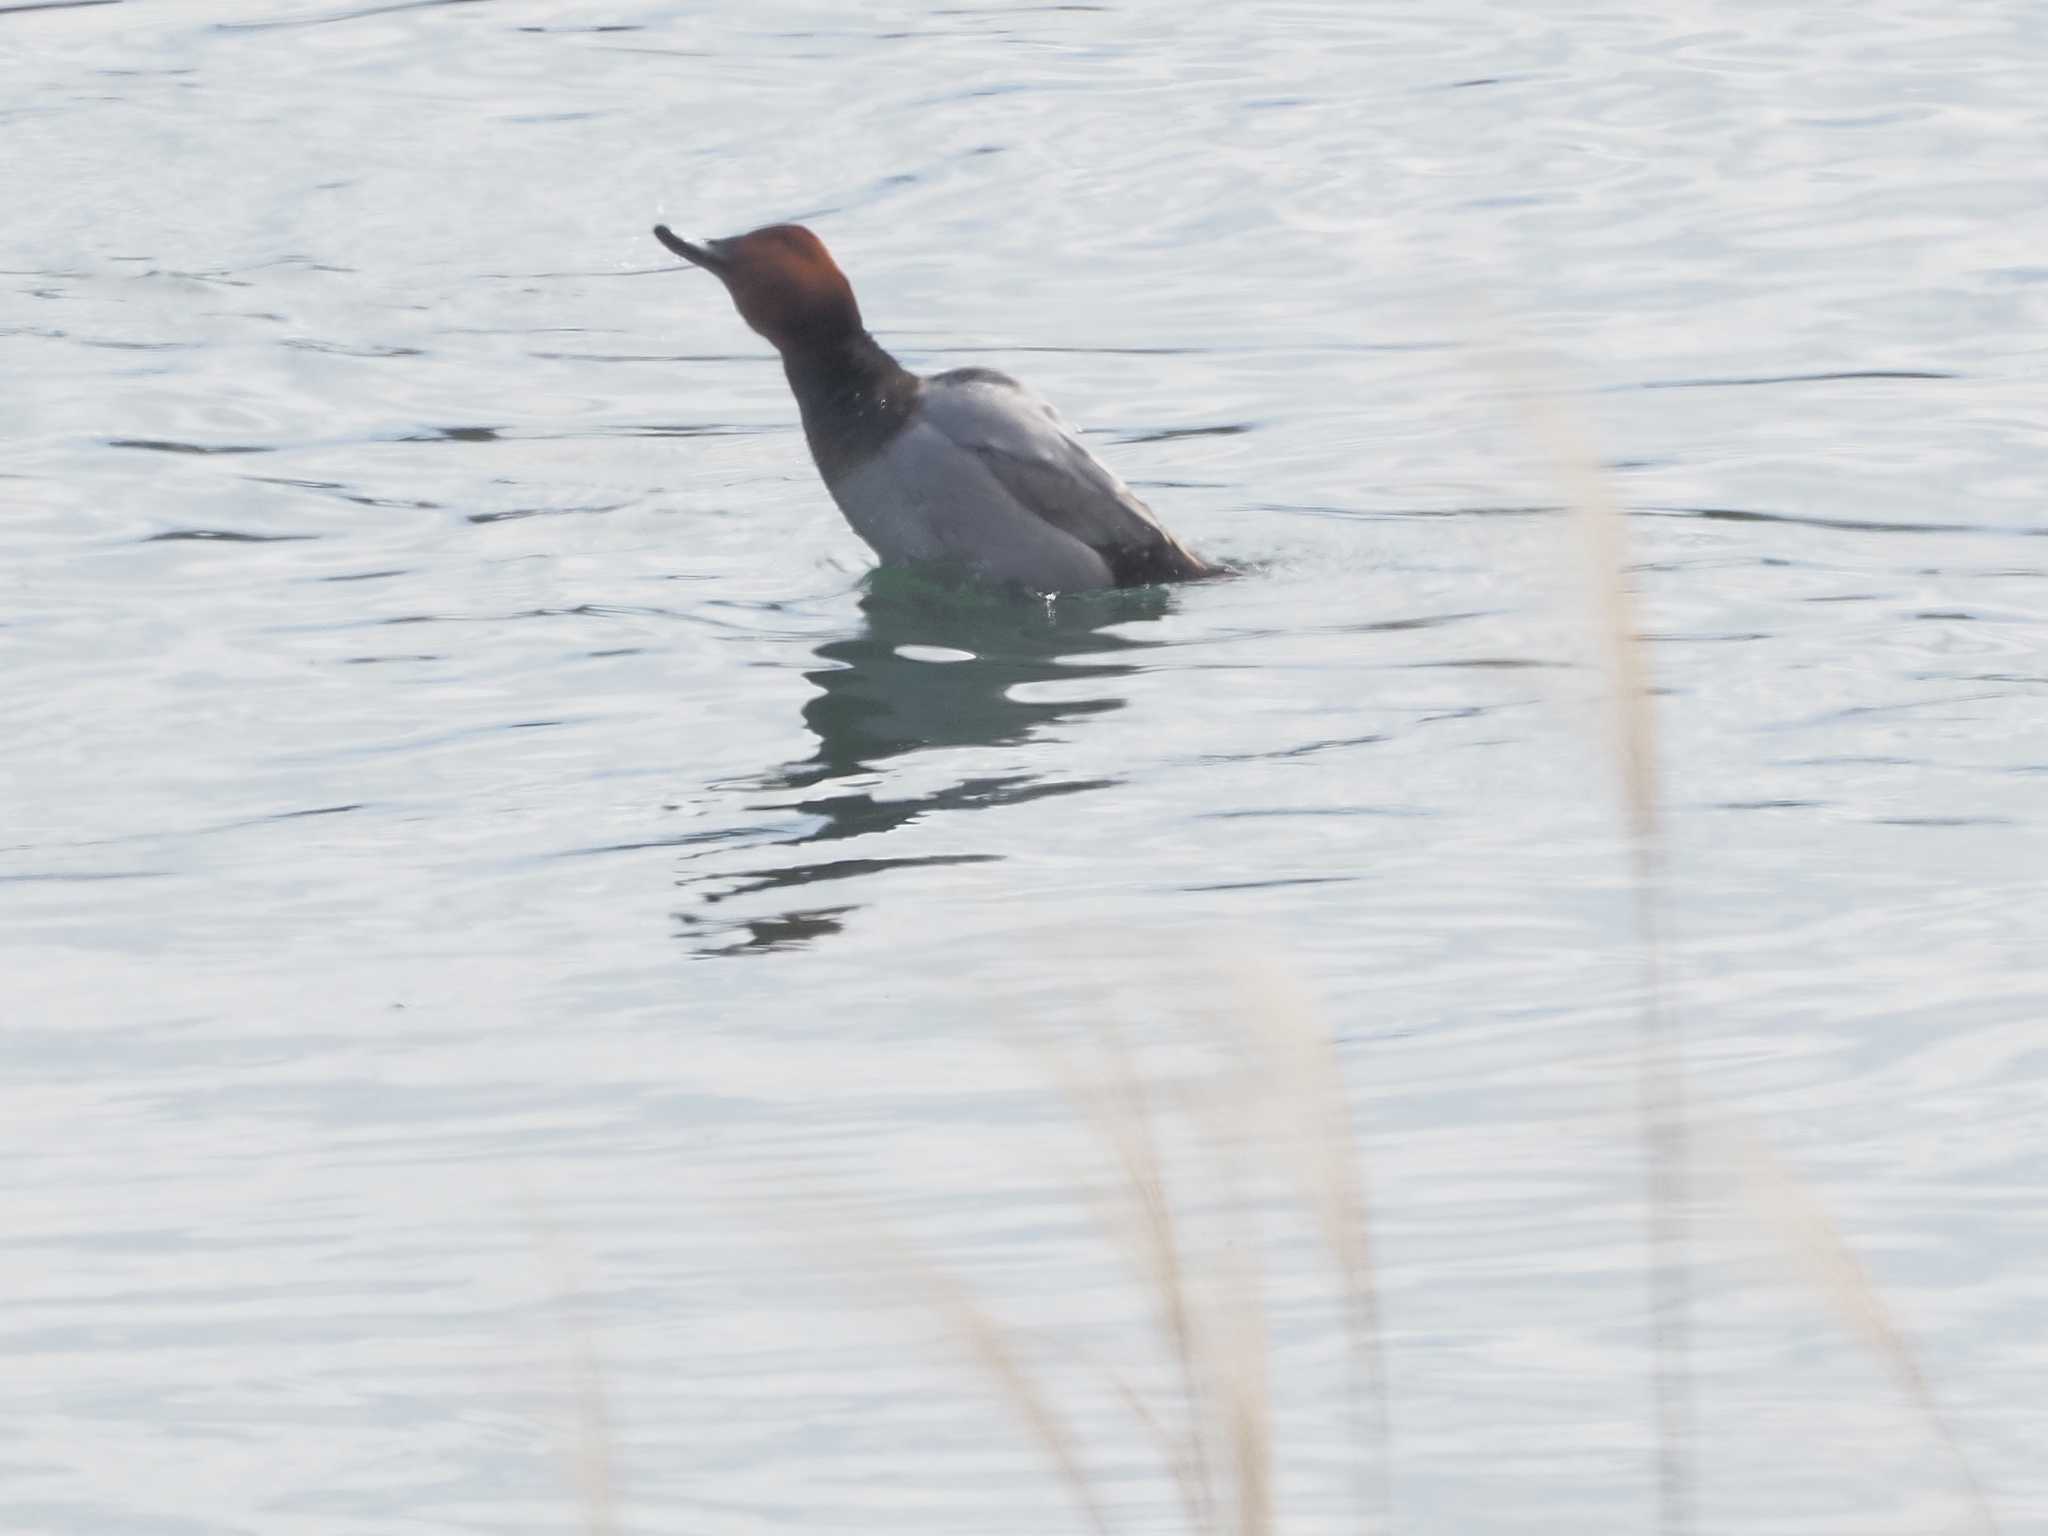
<box><xmin>652</xmin><ymin>223</ymin><xmax>1218</xmax><ymax>592</ymax></box>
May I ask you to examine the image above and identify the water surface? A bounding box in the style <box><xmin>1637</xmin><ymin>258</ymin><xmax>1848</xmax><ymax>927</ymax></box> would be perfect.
<box><xmin>4</xmin><ymin>2</ymin><xmax>2045</xmax><ymax>1532</ymax></box>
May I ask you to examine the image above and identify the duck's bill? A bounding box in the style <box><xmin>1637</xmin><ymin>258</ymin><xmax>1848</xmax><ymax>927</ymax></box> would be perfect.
<box><xmin>652</xmin><ymin>225</ymin><xmax>729</xmax><ymax>273</ymax></box>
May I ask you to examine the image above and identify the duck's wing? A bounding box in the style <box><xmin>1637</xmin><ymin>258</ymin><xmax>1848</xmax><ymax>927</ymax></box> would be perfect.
<box><xmin>919</xmin><ymin>368</ymin><xmax>1215</xmax><ymax>585</ymax></box>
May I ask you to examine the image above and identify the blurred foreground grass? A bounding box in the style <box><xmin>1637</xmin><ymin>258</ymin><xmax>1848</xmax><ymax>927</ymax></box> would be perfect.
<box><xmin>550</xmin><ymin>368</ymin><xmax>1997</xmax><ymax>1536</ymax></box>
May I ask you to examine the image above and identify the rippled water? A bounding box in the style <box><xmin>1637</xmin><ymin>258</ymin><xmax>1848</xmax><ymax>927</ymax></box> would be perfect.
<box><xmin>5</xmin><ymin>2</ymin><xmax>2045</xmax><ymax>1532</ymax></box>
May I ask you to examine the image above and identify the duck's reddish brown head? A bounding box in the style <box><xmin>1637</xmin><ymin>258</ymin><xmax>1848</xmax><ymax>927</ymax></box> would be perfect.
<box><xmin>653</xmin><ymin>223</ymin><xmax>862</xmax><ymax>354</ymax></box>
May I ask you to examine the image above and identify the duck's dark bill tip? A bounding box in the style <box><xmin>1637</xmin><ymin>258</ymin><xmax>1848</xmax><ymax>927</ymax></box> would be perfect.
<box><xmin>652</xmin><ymin>224</ymin><xmax>723</xmax><ymax>270</ymax></box>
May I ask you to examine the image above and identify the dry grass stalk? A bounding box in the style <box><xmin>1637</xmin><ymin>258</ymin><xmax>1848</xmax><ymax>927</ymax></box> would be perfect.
<box><xmin>1510</xmin><ymin>359</ymin><xmax>1690</xmax><ymax>1536</ymax></box>
<box><xmin>1501</xmin><ymin>359</ymin><xmax>1658</xmax><ymax>839</ymax></box>
<box><xmin>1515</xmin><ymin>355</ymin><xmax>1990</xmax><ymax>1533</ymax></box>
<box><xmin>561</xmin><ymin>1287</ymin><xmax>622</xmax><ymax>1536</ymax></box>
<box><xmin>517</xmin><ymin>1184</ymin><xmax>623</xmax><ymax>1536</ymax></box>
<box><xmin>911</xmin><ymin>1250</ymin><xmax>1117</xmax><ymax>1536</ymax></box>
<box><xmin>1052</xmin><ymin>1027</ymin><xmax>1279</xmax><ymax>1536</ymax></box>
<box><xmin>1052</xmin><ymin>1038</ymin><xmax>1219</xmax><ymax>1534</ymax></box>
<box><xmin>1722</xmin><ymin>1120</ymin><xmax>1999</xmax><ymax>1536</ymax></box>
<box><xmin>1229</xmin><ymin>962</ymin><xmax>1388</xmax><ymax>1536</ymax></box>
<box><xmin>789</xmin><ymin>1179</ymin><xmax>1116</xmax><ymax>1536</ymax></box>
<box><xmin>1212</xmin><ymin>1169</ymin><xmax>1273</xmax><ymax>1536</ymax></box>
<box><xmin>969</xmin><ymin>1000</ymin><xmax>1382</xmax><ymax>1536</ymax></box>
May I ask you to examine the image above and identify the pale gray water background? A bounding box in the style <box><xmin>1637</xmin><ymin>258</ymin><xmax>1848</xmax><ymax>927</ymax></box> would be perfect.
<box><xmin>4</xmin><ymin>1</ymin><xmax>2046</xmax><ymax>1531</ymax></box>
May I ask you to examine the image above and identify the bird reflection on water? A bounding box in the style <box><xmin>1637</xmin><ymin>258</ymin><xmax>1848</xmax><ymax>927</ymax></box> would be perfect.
<box><xmin>675</xmin><ymin>572</ymin><xmax>1174</xmax><ymax>956</ymax></box>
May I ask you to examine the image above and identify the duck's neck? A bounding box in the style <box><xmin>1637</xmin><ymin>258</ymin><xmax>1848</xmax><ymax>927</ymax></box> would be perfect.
<box><xmin>780</xmin><ymin>330</ymin><xmax>921</xmax><ymax>482</ymax></box>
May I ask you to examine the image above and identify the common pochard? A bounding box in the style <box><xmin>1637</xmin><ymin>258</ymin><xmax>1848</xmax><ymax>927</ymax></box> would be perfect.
<box><xmin>653</xmin><ymin>222</ymin><xmax>1217</xmax><ymax>592</ymax></box>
